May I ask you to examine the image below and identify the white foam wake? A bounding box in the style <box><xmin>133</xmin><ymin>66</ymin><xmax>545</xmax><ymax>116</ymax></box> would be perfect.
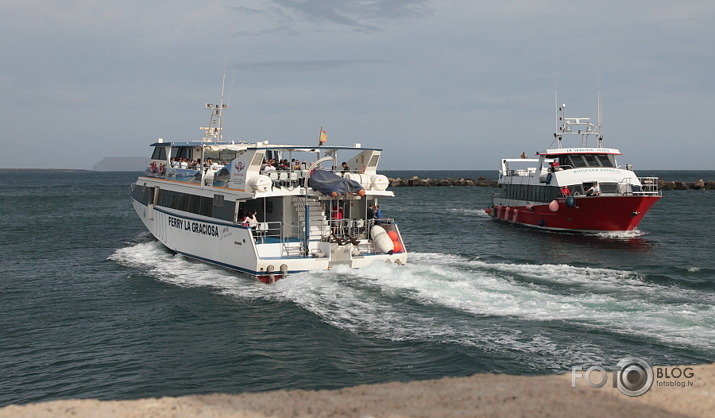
<box><xmin>109</xmin><ymin>242</ymin><xmax>715</xmax><ymax>364</ymax></box>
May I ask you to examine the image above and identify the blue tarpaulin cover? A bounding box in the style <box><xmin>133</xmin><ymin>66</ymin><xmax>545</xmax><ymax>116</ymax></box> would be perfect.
<box><xmin>308</xmin><ymin>169</ymin><xmax>364</xmax><ymax>196</ymax></box>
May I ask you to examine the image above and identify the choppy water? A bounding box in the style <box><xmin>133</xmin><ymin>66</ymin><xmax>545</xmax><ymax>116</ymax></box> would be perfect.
<box><xmin>1</xmin><ymin>170</ymin><xmax>713</xmax><ymax>406</ymax></box>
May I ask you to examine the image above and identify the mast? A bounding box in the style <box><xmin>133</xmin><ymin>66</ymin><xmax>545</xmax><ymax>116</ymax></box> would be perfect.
<box><xmin>201</xmin><ymin>70</ymin><xmax>229</xmax><ymax>142</ymax></box>
<box><xmin>597</xmin><ymin>91</ymin><xmax>603</xmax><ymax>147</ymax></box>
<box><xmin>554</xmin><ymin>91</ymin><xmax>559</xmax><ymax>140</ymax></box>
<box><xmin>555</xmin><ymin>102</ymin><xmax>565</xmax><ymax>147</ymax></box>
<box><xmin>555</xmin><ymin>101</ymin><xmax>600</xmax><ymax>148</ymax></box>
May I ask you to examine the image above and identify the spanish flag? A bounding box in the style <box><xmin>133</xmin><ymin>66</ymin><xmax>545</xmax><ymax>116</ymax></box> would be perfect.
<box><xmin>319</xmin><ymin>127</ymin><xmax>327</xmax><ymax>145</ymax></box>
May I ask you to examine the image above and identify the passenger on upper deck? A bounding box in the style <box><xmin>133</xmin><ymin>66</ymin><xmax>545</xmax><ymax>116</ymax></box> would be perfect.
<box><xmin>341</xmin><ymin>162</ymin><xmax>350</xmax><ymax>174</ymax></box>
<box><xmin>260</xmin><ymin>159</ymin><xmax>274</xmax><ymax>171</ymax></box>
<box><xmin>550</xmin><ymin>161</ymin><xmax>562</xmax><ymax>172</ymax></box>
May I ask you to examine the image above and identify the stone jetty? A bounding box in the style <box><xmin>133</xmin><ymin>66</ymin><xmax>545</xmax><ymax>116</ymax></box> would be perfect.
<box><xmin>658</xmin><ymin>179</ymin><xmax>715</xmax><ymax>190</ymax></box>
<box><xmin>388</xmin><ymin>176</ymin><xmax>498</xmax><ymax>187</ymax></box>
<box><xmin>388</xmin><ymin>176</ymin><xmax>715</xmax><ymax>190</ymax></box>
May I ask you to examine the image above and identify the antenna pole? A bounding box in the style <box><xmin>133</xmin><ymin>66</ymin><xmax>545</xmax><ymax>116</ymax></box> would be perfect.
<box><xmin>202</xmin><ymin>67</ymin><xmax>230</xmax><ymax>142</ymax></box>
<box><xmin>554</xmin><ymin>90</ymin><xmax>559</xmax><ymax>136</ymax></box>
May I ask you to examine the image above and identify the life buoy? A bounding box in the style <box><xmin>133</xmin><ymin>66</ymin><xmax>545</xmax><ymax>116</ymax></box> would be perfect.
<box><xmin>548</xmin><ymin>200</ymin><xmax>559</xmax><ymax>212</ymax></box>
<box><xmin>149</xmin><ymin>161</ymin><xmax>157</xmax><ymax>173</ymax></box>
<box><xmin>370</xmin><ymin>225</ymin><xmax>394</xmax><ymax>254</ymax></box>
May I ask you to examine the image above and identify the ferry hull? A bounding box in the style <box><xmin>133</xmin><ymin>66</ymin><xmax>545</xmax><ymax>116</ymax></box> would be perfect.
<box><xmin>489</xmin><ymin>195</ymin><xmax>661</xmax><ymax>233</ymax></box>
<box><xmin>132</xmin><ymin>198</ymin><xmax>407</xmax><ymax>280</ymax></box>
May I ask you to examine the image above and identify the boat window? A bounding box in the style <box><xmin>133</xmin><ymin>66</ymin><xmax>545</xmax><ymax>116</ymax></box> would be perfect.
<box><xmin>131</xmin><ymin>185</ymin><xmax>154</xmax><ymax>205</ymax></box>
<box><xmin>575</xmin><ymin>155</ymin><xmax>589</xmax><ymax>167</ymax></box>
<box><xmin>499</xmin><ymin>184</ymin><xmax>564</xmax><ymax>203</ymax></box>
<box><xmin>367</xmin><ymin>155</ymin><xmax>380</xmax><ymax>169</ymax></box>
<box><xmin>265</xmin><ymin>150</ymin><xmax>281</xmax><ymax>162</ymax></box>
<box><xmin>599</xmin><ymin>182</ymin><xmax>619</xmax><ymax>194</ymax></box>
<box><xmin>584</xmin><ymin>154</ymin><xmax>599</xmax><ymax>167</ymax></box>
<box><xmin>156</xmin><ymin>190</ymin><xmax>221</xmax><ymax>218</ymax></box>
<box><xmin>201</xmin><ymin>149</ymin><xmax>239</xmax><ymax>164</ymax></box>
<box><xmin>187</xmin><ymin>195</ymin><xmax>202</xmax><ymax>214</ymax></box>
<box><xmin>596</xmin><ymin>154</ymin><xmax>615</xmax><ymax>167</ymax></box>
<box><xmin>171</xmin><ymin>147</ymin><xmax>193</xmax><ymax>161</ymax></box>
<box><xmin>151</xmin><ymin>147</ymin><xmax>168</xmax><ymax>160</ymax></box>
<box><xmin>211</xmin><ymin>198</ymin><xmax>233</xmax><ymax>221</ymax></box>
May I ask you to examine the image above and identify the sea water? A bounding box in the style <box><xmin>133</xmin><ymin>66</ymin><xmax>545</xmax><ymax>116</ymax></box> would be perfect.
<box><xmin>1</xmin><ymin>170</ymin><xmax>713</xmax><ymax>406</ymax></box>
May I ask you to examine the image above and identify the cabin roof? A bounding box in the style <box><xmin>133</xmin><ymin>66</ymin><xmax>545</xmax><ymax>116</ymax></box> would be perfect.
<box><xmin>149</xmin><ymin>141</ymin><xmax>382</xmax><ymax>152</ymax></box>
<box><xmin>538</xmin><ymin>147</ymin><xmax>621</xmax><ymax>156</ymax></box>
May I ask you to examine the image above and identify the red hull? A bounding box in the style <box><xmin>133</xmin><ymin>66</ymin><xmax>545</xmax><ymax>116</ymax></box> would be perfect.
<box><xmin>488</xmin><ymin>195</ymin><xmax>661</xmax><ymax>232</ymax></box>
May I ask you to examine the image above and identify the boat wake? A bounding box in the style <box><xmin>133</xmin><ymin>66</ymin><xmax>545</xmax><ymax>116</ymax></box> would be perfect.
<box><xmin>110</xmin><ymin>241</ymin><xmax>715</xmax><ymax>367</ymax></box>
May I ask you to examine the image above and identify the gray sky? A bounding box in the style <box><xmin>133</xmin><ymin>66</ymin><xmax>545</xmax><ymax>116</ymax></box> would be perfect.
<box><xmin>2</xmin><ymin>0</ymin><xmax>714</xmax><ymax>170</ymax></box>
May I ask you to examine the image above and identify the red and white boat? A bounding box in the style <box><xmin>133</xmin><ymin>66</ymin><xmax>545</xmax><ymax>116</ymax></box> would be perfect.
<box><xmin>486</xmin><ymin>101</ymin><xmax>661</xmax><ymax>233</ymax></box>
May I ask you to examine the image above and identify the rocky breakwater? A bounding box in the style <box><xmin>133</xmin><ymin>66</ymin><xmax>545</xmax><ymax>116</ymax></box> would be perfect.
<box><xmin>389</xmin><ymin>176</ymin><xmax>498</xmax><ymax>187</ymax></box>
<box><xmin>658</xmin><ymin>179</ymin><xmax>715</xmax><ymax>190</ymax></box>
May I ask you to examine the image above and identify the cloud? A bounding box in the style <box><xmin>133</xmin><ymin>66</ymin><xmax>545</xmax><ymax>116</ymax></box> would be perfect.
<box><xmin>248</xmin><ymin>0</ymin><xmax>432</xmax><ymax>33</ymax></box>
<box><xmin>1</xmin><ymin>1</ymin><xmax>715</xmax><ymax>169</ymax></box>
<box><xmin>234</xmin><ymin>59</ymin><xmax>389</xmax><ymax>71</ymax></box>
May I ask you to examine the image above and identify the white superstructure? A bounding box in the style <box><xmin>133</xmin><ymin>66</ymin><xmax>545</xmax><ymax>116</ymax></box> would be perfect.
<box><xmin>130</xmin><ymin>104</ymin><xmax>406</xmax><ymax>282</ymax></box>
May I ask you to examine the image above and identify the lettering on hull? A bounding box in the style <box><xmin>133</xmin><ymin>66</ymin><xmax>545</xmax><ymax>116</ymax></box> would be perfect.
<box><xmin>168</xmin><ymin>216</ymin><xmax>220</xmax><ymax>237</ymax></box>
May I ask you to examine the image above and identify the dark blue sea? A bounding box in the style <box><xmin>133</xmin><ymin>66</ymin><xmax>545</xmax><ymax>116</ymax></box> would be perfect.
<box><xmin>1</xmin><ymin>170</ymin><xmax>714</xmax><ymax>407</ymax></box>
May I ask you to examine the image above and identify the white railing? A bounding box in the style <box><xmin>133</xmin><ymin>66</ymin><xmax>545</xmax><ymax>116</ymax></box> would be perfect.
<box><xmin>636</xmin><ymin>177</ymin><xmax>661</xmax><ymax>195</ymax></box>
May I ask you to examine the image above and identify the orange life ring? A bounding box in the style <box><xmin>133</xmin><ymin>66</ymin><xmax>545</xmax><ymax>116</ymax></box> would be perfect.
<box><xmin>149</xmin><ymin>161</ymin><xmax>157</xmax><ymax>173</ymax></box>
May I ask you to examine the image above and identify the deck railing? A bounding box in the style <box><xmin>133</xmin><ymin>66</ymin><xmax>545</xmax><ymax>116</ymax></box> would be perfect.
<box><xmin>636</xmin><ymin>177</ymin><xmax>661</xmax><ymax>195</ymax></box>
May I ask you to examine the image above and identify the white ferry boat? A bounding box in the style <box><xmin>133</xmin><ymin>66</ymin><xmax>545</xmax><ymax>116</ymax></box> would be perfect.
<box><xmin>486</xmin><ymin>101</ymin><xmax>662</xmax><ymax>233</ymax></box>
<box><xmin>130</xmin><ymin>102</ymin><xmax>406</xmax><ymax>283</ymax></box>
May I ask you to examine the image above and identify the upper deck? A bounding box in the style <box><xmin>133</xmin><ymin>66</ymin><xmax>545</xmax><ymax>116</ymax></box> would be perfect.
<box><xmin>141</xmin><ymin>140</ymin><xmax>394</xmax><ymax>198</ymax></box>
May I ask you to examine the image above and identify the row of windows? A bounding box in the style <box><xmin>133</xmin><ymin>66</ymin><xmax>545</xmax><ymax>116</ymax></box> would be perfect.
<box><xmin>499</xmin><ymin>184</ymin><xmax>562</xmax><ymax>203</ymax></box>
<box><xmin>559</xmin><ymin>154</ymin><xmax>615</xmax><ymax>168</ymax></box>
<box><xmin>131</xmin><ymin>185</ymin><xmax>236</xmax><ymax>221</ymax></box>
<box><xmin>499</xmin><ymin>182</ymin><xmax>625</xmax><ymax>201</ymax></box>
<box><xmin>150</xmin><ymin>146</ymin><xmax>241</xmax><ymax>164</ymax></box>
